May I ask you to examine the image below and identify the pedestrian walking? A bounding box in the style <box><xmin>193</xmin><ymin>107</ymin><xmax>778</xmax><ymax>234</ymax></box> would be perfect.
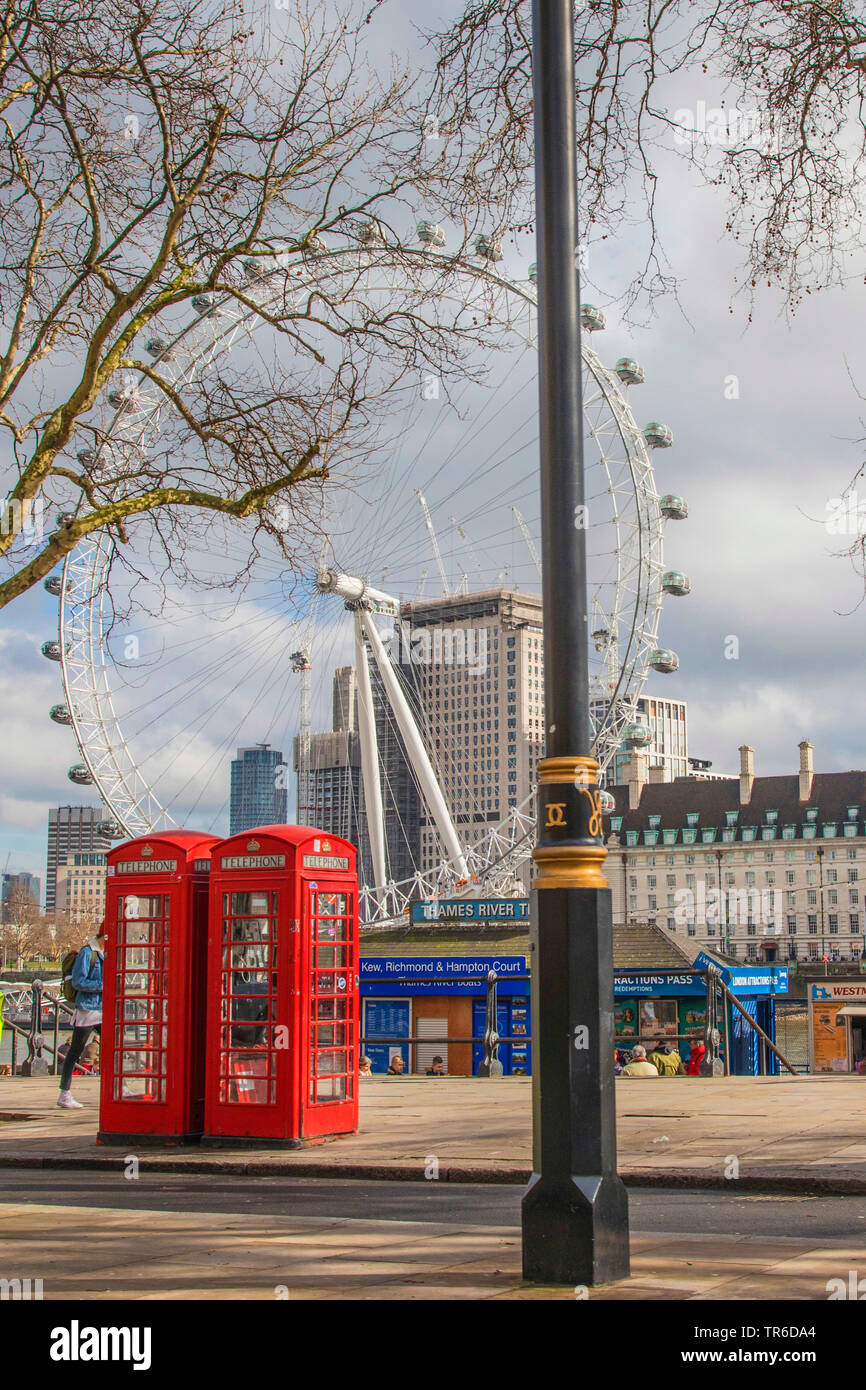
<box><xmin>619</xmin><ymin>1044</ymin><xmax>659</xmax><ymax>1078</ymax></box>
<box><xmin>57</xmin><ymin>927</ymin><xmax>105</xmax><ymax>1110</ymax></box>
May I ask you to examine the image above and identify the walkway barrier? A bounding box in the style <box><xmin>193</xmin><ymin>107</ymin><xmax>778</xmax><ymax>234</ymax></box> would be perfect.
<box><xmin>0</xmin><ymin>979</ymin><xmax>75</xmax><ymax>1076</ymax></box>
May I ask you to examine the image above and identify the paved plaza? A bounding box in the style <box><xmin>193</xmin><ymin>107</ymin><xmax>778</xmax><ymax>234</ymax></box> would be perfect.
<box><xmin>2</xmin><ymin>1073</ymin><xmax>865</xmax><ymax>1189</ymax></box>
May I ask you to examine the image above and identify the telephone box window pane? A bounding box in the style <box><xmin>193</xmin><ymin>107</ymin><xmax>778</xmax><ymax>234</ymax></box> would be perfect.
<box><xmin>123</xmin><ymin>923</ymin><xmax>153</xmax><ymax>946</ymax></box>
<box><xmin>315</xmin><ymin>918</ymin><xmax>347</xmax><ymax>941</ymax></box>
<box><xmin>316</xmin><ymin>998</ymin><xmax>347</xmax><ymax>1021</ymax></box>
<box><xmin>316</xmin><ymin>944</ymin><xmax>347</xmax><ymax>969</ymax></box>
<box><xmin>316</xmin><ymin>1050</ymin><xmax>347</xmax><ymax>1075</ymax></box>
<box><xmin>230</xmin><ymin>891</ymin><xmax>270</xmax><ymax>916</ymax></box>
<box><xmin>224</xmin><ymin>942</ymin><xmax>272</xmax><ymax>970</ymax></box>
<box><xmin>316</xmin><ymin>1023</ymin><xmax>346</xmax><ymax>1047</ymax></box>
<box><xmin>316</xmin><ymin>1076</ymin><xmax>347</xmax><ymax>1102</ymax></box>
<box><xmin>316</xmin><ymin>972</ymin><xmax>335</xmax><ymax>994</ymax></box>
<box><xmin>316</xmin><ymin>892</ymin><xmax>346</xmax><ymax>916</ymax></box>
<box><xmin>123</xmin><ymin>895</ymin><xmax>163</xmax><ymax>920</ymax></box>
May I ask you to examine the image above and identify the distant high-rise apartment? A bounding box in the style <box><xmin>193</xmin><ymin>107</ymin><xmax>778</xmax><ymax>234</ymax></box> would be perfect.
<box><xmin>592</xmin><ymin>693</ymin><xmax>689</xmax><ymax>786</ymax></box>
<box><xmin>395</xmin><ymin>589</ymin><xmax>545</xmax><ymax>872</ymax></box>
<box><xmin>229</xmin><ymin>744</ymin><xmax>287</xmax><ymax>835</ymax></box>
<box><xmin>1</xmin><ymin>872</ymin><xmax>41</xmax><ymax>923</ymax></box>
<box><xmin>45</xmin><ymin>806</ymin><xmax>110</xmax><ymax>912</ymax></box>
<box><xmin>55</xmin><ymin>853</ymin><xmax>107</xmax><ymax>919</ymax></box>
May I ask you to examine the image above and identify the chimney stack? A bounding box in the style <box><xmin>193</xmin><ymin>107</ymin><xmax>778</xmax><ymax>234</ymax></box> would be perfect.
<box><xmin>798</xmin><ymin>740</ymin><xmax>814</xmax><ymax>802</ymax></box>
<box><xmin>647</xmin><ymin>764</ymin><xmax>666</xmax><ymax>785</ymax></box>
<box><xmin>627</xmin><ymin>751</ymin><xmax>647</xmax><ymax>810</ymax></box>
<box><xmin>739</xmin><ymin>745</ymin><xmax>754</xmax><ymax>806</ymax></box>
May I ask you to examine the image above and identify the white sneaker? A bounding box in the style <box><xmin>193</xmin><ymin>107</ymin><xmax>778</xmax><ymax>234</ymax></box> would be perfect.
<box><xmin>57</xmin><ymin>1091</ymin><xmax>83</xmax><ymax>1109</ymax></box>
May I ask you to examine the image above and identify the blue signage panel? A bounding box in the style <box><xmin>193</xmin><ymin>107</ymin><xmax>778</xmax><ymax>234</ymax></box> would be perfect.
<box><xmin>360</xmin><ymin>956</ymin><xmax>527</xmax><ymax>996</ymax></box>
<box><xmin>692</xmin><ymin>951</ymin><xmax>789</xmax><ymax>995</ymax></box>
<box><xmin>410</xmin><ymin>898</ymin><xmax>530</xmax><ymax>924</ymax></box>
<box><xmin>614</xmin><ymin>973</ymin><xmax>705</xmax><ymax>997</ymax></box>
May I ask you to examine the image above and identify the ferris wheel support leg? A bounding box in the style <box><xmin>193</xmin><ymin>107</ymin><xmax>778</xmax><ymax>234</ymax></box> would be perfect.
<box><xmin>359</xmin><ymin>609</ymin><xmax>469</xmax><ymax>882</ymax></box>
<box><xmin>353</xmin><ymin>612</ymin><xmax>388</xmax><ymax>895</ymax></box>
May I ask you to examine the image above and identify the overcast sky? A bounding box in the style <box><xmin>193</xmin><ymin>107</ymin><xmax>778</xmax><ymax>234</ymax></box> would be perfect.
<box><xmin>2</xmin><ymin>2</ymin><xmax>865</xmax><ymax>886</ymax></box>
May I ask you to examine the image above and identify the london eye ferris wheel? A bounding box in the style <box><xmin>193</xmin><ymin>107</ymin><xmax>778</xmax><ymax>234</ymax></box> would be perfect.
<box><xmin>41</xmin><ymin>223</ymin><xmax>690</xmax><ymax>925</ymax></box>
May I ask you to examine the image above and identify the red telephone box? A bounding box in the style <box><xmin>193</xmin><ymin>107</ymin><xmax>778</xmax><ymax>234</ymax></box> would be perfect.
<box><xmin>99</xmin><ymin>832</ymin><xmax>217</xmax><ymax>1145</ymax></box>
<box><xmin>203</xmin><ymin>825</ymin><xmax>359</xmax><ymax>1146</ymax></box>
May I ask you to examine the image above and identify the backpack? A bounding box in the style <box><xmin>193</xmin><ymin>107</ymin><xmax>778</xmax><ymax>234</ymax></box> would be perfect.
<box><xmin>60</xmin><ymin>949</ymin><xmax>80</xmax><ymax>1005</ymax></box>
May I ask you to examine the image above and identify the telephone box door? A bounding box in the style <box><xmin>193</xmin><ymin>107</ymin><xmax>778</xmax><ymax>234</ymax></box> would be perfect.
<box><xmin>212</xmin><ymin>882</ymin><xmax>294</xmax><ymax>1125</ymax></box>
<box><xmin>303</xmin><ymin>881</ymin><xmax>358</xmax><ymax>1138</ymax></box>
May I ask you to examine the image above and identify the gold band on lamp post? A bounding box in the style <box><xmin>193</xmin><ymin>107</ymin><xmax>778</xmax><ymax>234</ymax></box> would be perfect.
<box><xmin>532</xmin><ymin>754</ymin><xmax>609</xmax><ymax>890</ymax></box>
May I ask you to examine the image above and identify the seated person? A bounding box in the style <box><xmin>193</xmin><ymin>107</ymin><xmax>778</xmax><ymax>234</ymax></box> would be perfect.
<box><xmin>386</xmin><ymin>1054</ymin><xmax>405</xmax><ymax>1076</ymax></box>
<box><xmin>620</xmin><ymin>1044</ymin><xmax>659</xmax><ymax>1078</ymax></box>
<box><xmin>425</xmin><ymin>1055</ymin><xmax>446</xmax><ymax>1076</ymax></box>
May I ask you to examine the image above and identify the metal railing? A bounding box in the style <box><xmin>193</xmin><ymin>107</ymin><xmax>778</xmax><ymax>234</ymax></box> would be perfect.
<box><xmin>1</xmin><ymin>979</ymin><xmax>75</xmax><ymax>1076</ymax></box>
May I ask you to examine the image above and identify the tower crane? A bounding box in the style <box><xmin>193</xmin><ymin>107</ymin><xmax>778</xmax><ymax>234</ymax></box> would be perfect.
<box><xmin>290</xmin><ymin>647</ymin><xmax>312</xmax><ymax>825</ymax></box>
<box><xmin>416</xmin><ymin>491</ymin><xmax>450</xmax><ymax>596</ymax></box>
<box><xmin>450</xmin><ymin>517</ymin><xmax>486</xmax><ymax>589</ymax></box>
<box><xmin>512</xmin><ymin>506</ymin><xmax>542</xmax><ymax>580</ymax></box>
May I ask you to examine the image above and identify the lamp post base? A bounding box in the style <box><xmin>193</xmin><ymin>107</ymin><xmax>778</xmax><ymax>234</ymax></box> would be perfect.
<box><xmin>522</xmin><ymin>1171</ymin><xmax>630</xmax><ymax>1286</ymax></box>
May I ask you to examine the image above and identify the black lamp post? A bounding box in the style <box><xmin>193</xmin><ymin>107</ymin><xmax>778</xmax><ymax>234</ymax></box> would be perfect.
<box><xmin>521</xmin><ymin>0</ymin><xmax>630</xmax><ymax>1286</ymax></box>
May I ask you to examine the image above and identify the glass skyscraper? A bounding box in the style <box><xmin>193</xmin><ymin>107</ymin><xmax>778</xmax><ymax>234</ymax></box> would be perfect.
<box><xmin>229</xmin><ymin>744</ymin><xmax>287</xmax><ymax>835</ymax></box>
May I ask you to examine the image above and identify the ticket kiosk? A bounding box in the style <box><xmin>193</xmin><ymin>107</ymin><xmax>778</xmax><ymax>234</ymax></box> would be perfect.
<box><xmin>98</xmin><ymin>832</ymin><xmax>217</xmax><ymax>1145</ymax></box>
<box><xmin>203</xmin><ymin>825</ymin><xmax>359</xmax><ymax>1146</ymax></box>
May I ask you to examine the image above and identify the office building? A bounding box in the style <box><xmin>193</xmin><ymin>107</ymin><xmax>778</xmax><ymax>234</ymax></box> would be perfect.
<box><xmin>606</xmin><ymin>739</ymin><xmax>866</xmax><ymax>964</ymax></box>
<box><xmin>1</xmin><ymin>872</ymin><xmax>41</xmax><ymax>924</ymax></box>
<box><xmin>229</xmin><ymin>744</ymin><xmax>287</xmax><ymax>835</ymax></box>
<box><xmin>55</xmin><ymin>853</ymin><xmax>107</xmax><ymax>919</ymax></box>
<box><xmin>395</xmin><ymin>589</ymin><xmax>544</xmax><ymax>872</ymax></box>
<box><xmin>592</xmin><ymin>693</ymin><xmax>689</xmax><ymax>786</ymax></box>
<box><xmin>46</xmin><ymin>806</ymin><xmax>110</xmax><ymax>912</ymax></box>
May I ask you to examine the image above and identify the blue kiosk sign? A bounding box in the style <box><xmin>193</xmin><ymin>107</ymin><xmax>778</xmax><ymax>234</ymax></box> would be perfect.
<box><xmin>410</xmin><ymin>898</ymin><xmax>530</xmax><ymax>925</ymax></box>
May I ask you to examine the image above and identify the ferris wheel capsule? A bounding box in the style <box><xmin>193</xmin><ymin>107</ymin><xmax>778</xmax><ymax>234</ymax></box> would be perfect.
<box><xmin>76</xmin><ymin>448</ymin><xmax>96</xmax><ymax>466</ymax></box>
<box><xmin>591</xmin><ymin>627</ymin><xmax>610</xmax><ymax>651</ymax></box>
<box><xmin>241</xmin><ymin>257</ymin><xmax>266</xmax><ymax>280</ymax></box>
<box><xmin>580</xmin><ymin>304</ymin><xmax>606</xmax><ymax>331</ymax></box>
<box><xmin>41</xmin><ymin>640</ymin><xmax>64</xmax><ymax>661</ymax></box>
<box><xmin>107</xmin><ymin>389</ymin><xmax>136</xmax><ymax>413</ymax></box>
<box><xmin>68</xmin><ymin>764</ymin><xmax>94</xmax><ymax>785</ymax></box>
<box><xmin>615</xmin><ymin>357</ymin><xmax>645</xmax><ymax>385</ymax></box>
<box><xmin>417</xmin><ymin>219</ymin><xmax>446</xmax><ymax>247</ymax></box>
<box><xmin>649</xmin><ymin>647</ymin><xmax>679</xmax><ymax>673</ymax></box>
<box><xmin>660</xmin><ymin>494</ymin><xmax>688</xmax><ymax>519</ymax></box>
<box><xmin>97</xmin><ymin>819</ymin><xmax>125</xmax><ymax>839</ymax></box>
<box><xmin>55</xmin><ymin>512</ymin><xmax>76</xmax><ymax>527</ymax></box>
<box><xmin>662</xmin><ymin>570</ymin><xmax>690</xmax><ymax>596</ymax></box>
<box><xmin>599</xmin><ymin>789</ymin><xmax>616</xmax><ymax>814</ymax></box>
<box><xmin>528</xmin><ymin>261</ymin><xmax>537</xmax><ymax>282</ymax></box>
<box><xmin>474</xmin><ymin>233</ymin><xmax>503</xmax><ymax>261</ymax></box>
<box><xmin>643</xmin><ymin>421</ymin><xmax>673</xmax><ymax>448</ymax></box>
<box><xmin>145</xmin><ymin>337</ymin><xmax>175</xmax><ymax>360</ymax></box>
<box><xmin>49</xmin><ymin>704</ymin><xmax>74</xmax><ymax>726</ymax></box>
<box><xmin>44</xmin><ymin>576</ymin><xmax>64</xmax><ymax>596</ymax></box>
<box><xmin>357</xmin><ymin>219</ymin><xmax>384</xmax><ymax>246</ymax></box>
<box><xmin>624</xmin><ymin>722</ymin><xmax>651</xmax><ymax>746</ymax></box>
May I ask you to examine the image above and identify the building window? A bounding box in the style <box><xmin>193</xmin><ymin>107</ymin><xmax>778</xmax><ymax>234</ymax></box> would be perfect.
<box><xmin>787</xmin><ymin>916</ymin><xmax>797</xmax><ymax>934</ymax></box>
<box><xmin>829</xmin><ymin>916</ymin><xmax>839</xmax><ymax>934</ymax></box>
<box><xmin>686</xmin><ymin>812</ymin><xmax>699</xmax><ymax>827</ymax></box>
<box><xmin>667</xmin><ymin>918</ymin><xmax>676</xmax><ymax>932</ymax></box>
<box><xmin>687</xmin><ymin>923</ymin><xmax>696</xmax><ymax>937</ymax></box>
<box><xmin>808</xmin><ymin>916</ymin><xmax>818</xmax><ymax>935</ymax></box>
<box><xmin>648</xmin><ymin>814</ymin><xmax>661</xmax><ymax>829</ymax></box>
<box><xmin>851</xmin><ymin>914</ymin><xmax>860</xmax><ymax>933</ymax></box>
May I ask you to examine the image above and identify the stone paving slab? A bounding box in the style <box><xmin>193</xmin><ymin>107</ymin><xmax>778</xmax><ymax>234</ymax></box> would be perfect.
<box><xmin>1</xmin><ymin>1201</ymin><xmax>860</xmax><ymax>1301</ymax></box>
<box><xmin>2</xmin><ymin>1073</ymin><xmax>866</xmax><ymax>1192</ymax></box>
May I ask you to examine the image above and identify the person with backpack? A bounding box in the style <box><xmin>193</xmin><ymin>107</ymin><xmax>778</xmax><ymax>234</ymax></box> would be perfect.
<box><xmin>57</xmin><ymin>927</ymin><xmax>106</xmax><ymax>1110</ymax></box>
